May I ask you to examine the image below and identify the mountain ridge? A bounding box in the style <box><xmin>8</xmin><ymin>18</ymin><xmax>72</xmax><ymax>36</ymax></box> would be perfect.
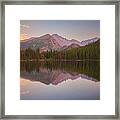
<box><xmin>20</xmin><ymin>34</ymin><xmax>99</xmax><ymax>52</ymax></box>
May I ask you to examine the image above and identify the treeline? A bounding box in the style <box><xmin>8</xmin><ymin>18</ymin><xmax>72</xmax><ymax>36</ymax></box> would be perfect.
<box><xmin>20</xmin><ymin>39</ymin><xmax>100</xmax><ymax>61</ymax></box>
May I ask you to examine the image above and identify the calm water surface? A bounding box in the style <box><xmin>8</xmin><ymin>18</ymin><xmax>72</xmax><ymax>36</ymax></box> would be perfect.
<box><xmin>20</xmin><ymin>61</ymin><xmax>100</xmax><ymax>100</ymax></box>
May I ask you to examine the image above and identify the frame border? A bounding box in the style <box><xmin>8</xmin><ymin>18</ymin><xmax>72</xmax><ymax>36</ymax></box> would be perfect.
<box><xmin>0</xmin><ymin>0</ymin><xmax>119</xmax><ymax>119</ymax></box>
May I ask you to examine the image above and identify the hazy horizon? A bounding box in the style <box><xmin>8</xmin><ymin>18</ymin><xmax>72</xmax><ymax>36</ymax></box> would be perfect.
<box><xmin>20</xmin><ymin>20</ymin><xmax>100</xmax><ymax>41</ymax></box>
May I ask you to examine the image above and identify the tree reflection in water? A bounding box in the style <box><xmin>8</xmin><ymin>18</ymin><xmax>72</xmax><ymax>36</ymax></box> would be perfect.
<box><xmin>20</xmin><ymin>60</ymin><xmax>100</xmax><ymax>85</ymax></box>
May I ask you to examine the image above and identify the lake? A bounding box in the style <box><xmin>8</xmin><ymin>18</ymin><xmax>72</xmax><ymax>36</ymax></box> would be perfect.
<box><xmin>20</xmin><ymin>60</ymin><xmax>100</xmax><ymax>100</ymax></box>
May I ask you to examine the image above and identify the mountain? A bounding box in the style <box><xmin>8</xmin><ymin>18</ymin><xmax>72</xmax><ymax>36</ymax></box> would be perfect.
<box><xmin>21</xmin><ymin>68</ymin><xmax>99</xmax><ymax>86</ymax></box>
<box><xmin>51</xmin><ymin>34</ymin><xmax>82</xmax><ymax>46</ymax></box>
<box><xmin>20</xmin><ymin>34</ymin><xmax>61</xmax><ymax>52</ymax></box>
<box><xmin>80</xmin><ymin>37</ymin><xmax>99</xmax><ymax>46</ymax></box>
<box><xmin>61</xmin><ymin>43</ymin><xmax>80</xmax><ymax>51</ymax></box>
<box><xmin>20</xmin><ymin>34</ymin><xmax>99</xmax><ymax>52</ymax></box>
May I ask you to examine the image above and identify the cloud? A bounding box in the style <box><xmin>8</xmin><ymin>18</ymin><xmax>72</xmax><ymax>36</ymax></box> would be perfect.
<box><xmin>20</xmin><ymin>24</ymin><xmax>30</xmax><ymax>28</ymax></box>
<box><xmin>20</xmin><ymin>33</ymin><xmax>30</xmax><ymax>40</ymax></box>
<box><xmin>82</xmin><ymin>32</ymin><xmax>99</xmax><ymax>38</ymax></box>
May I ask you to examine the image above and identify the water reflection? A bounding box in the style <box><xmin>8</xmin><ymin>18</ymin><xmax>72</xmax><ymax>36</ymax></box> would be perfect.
<box><xmin>20</xmin><ymin>61</ymin><xmax>100</xmax><ymax>100</ymax></box>
<box><xmin>21</xmin><ymin>61</ymin><xmax>99</xmax><ymax>84</ymax></box>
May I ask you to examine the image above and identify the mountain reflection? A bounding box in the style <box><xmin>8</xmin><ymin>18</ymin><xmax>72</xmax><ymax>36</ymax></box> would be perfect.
<box><xmin>20</xmin><ymin>61</ymin><xmax>100</xmax><ymax>85</ymax></box>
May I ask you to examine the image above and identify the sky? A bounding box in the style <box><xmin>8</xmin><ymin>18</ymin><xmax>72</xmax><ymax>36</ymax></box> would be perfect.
<box><xmin>20</xmin><ymin>20</ymin><xmax>100</xmax><ymax>41</ymax></box>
